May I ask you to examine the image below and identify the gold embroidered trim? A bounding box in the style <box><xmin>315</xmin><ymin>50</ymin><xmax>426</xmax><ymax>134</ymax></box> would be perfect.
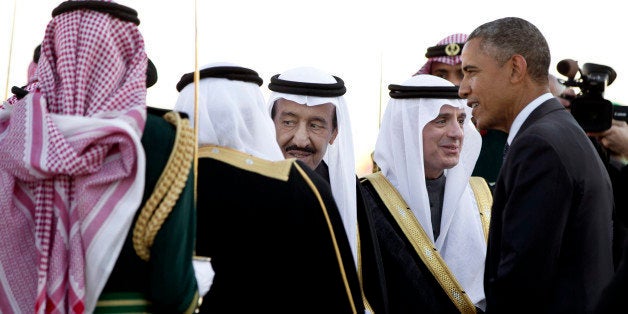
<box><xmin>185</xmin><ymin>291</ymin><xmax>200</xmax><ymax>314</ymax></box>
<box><xmin>294</xmin><ymin>163</ymin><xmax>358</xmax><ymax>314</ymax></box>
<box><xmin>133</xmin><ymin>111</ymin><xmax>195</xmax><ymax>261</ymax></box>
<box><xmin>357</xmin><ymin>225</ymin><xmax>374</xmax><ymax>313</ymax></box>
<box><xmin>96</xmin><ymin>299</ymin><xmax>150</xmax><ymax>307</ymax></box>
<box><xmin>363</xmin><ymin>172</ymin><xmax>476</xmax><ymax>314</ymax></box>
<box><xmin>198</xmin><ymin>145</ymin><xmax>292</xmax><ymax>182</ymax></box>
<box><xmin>469</xmin><ymin>176</ymin><xmax>492</xmax><ymax>242</ymax></box>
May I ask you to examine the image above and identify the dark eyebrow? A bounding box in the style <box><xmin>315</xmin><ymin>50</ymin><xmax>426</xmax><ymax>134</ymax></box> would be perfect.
<box><xmin>279</xmin><ymin>111</ymin><xmax>298</xmax><ymax>118</ymax></box>
<box><xmin>278</xmin><ymin>111</ymin><xmax>328</xmax><ymax>124</ymax></box>
<box><xmin>309</xmin><ymin>116</ymin><xmax>329</xmax><ymax>124</ymax></box>
<box><xmin>435</xmin><ymin>110</ymin><xmax>466</xmax><ymax>120</ymax></box>
<box><xmin>462</xmin><ymin>65</ymin><xmax>477</xmax><ymax>72</ymax></box>
<box><xmin>435</xmin><ymin>112</ymin><xmax>452</xmax><ymax>120</ymax></box>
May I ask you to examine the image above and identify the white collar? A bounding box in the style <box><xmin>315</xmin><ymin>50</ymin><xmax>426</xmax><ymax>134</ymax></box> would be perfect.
<box><xmin>507</xmin><ymin>93</ymin><xmax>554</xmax><ymax>144</ymax></box>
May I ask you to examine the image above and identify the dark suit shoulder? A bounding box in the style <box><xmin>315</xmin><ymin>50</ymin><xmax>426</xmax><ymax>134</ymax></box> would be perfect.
<box><xmin>518</xmin><ymin>98</ymin><xmax>582</xmax><ymax>141</ymax></box>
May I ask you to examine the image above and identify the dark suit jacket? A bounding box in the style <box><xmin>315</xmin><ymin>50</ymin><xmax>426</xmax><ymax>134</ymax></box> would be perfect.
<box><xmin>485</xmin><ymin>98</ymin><xmax>615</xmax><ymax>313</ymax></box>
<box><xmin>196</xmin><ymin>147</ymin><xmax>363</xmax><ymax>313</ymax></box>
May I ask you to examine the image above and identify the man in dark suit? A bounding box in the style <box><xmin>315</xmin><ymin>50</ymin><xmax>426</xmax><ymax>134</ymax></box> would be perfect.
<box><xmin>458</xmin><ymin>17</ymin><xmax>615</xmax><ymax>313</ymax></box>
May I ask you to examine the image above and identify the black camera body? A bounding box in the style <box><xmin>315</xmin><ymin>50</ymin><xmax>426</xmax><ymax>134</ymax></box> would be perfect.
<box><xmin>557</xmin><ymin>60</ymin><xmax>623</xmax><ymax>132</ymax></box>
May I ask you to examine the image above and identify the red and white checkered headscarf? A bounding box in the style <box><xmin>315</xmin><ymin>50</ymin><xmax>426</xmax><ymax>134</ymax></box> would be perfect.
<box><xmin>415</xmin><ymin>33</ymin><xmax>468</xmax><ymax>75</ymax></box>
<box><xmin>0</xmin><ymin>1</ymin><xmax>147</xmax><ymax>313</ymax></box>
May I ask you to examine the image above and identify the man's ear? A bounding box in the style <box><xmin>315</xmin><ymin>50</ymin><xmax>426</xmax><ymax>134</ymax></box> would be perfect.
<box><xmin>329</xmin><ymin>127</ymin><xmax>339</xmax><ymax>145</ymax></box>
<box><xmin>510</xmin><ymin>54</ymin><xmax>527</xmax><ymax>83</ymax></box>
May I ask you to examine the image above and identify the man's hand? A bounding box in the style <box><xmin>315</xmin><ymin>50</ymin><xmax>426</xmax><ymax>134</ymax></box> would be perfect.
<box><xmin>588</xmin><ymin>119</ymin><xmax>628</xmax><ymax>164</ymax></box>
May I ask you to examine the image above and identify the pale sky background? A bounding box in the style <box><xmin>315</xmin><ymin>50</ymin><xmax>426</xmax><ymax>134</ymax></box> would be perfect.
<box><xmin>1</xmin><ymin>0</ymin><xmax>626</xmax><ymax>176</ymax></box>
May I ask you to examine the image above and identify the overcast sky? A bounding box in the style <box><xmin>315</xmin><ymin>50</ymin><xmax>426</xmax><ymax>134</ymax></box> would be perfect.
<box><xmin>2</xmin><ymin>0</ymin><xmax>625</xmax><ymax>175</ymax></box>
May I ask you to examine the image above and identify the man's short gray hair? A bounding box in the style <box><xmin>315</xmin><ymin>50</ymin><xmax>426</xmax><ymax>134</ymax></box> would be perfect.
<box><xmin>468</xmin><ymin>17</ymin><xmax>550</xmax><ymax>85</ymax></box>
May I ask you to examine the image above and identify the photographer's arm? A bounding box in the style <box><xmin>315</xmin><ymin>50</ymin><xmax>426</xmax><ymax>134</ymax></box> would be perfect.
<box><xmin>589</xmin><ymin>120</ymin><xmax>628</xmax><ymax>165</ymax></box>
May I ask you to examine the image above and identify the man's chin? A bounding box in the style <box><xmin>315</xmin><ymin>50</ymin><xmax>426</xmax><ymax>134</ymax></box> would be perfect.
<box><xmin>475</xmin><ymin>120</ymin><xmax>491</xmax><ymax>131</ymax></box>
<box><xmin>444</xmin><ymin>158</ymin><xmax>460</xmax><ymax>170</ymax></box>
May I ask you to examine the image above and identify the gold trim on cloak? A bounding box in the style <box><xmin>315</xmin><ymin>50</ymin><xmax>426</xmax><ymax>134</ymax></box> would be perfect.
<box><xmin>199</xmin><ymin>146</ymin><xmax>359</xmax><ymax>313</ymax></box>
<box><xmin>198</xmin><ymin>145</ymin><xmax>293</xmax><ymax>181</ymax></box>
<box><xmin>362</xmin><ymin>172</ymin><xmax>477</xmax><ymax>314</ymax></box>
<box><xmin>469</xmin><ymin>176</ymin><xmax>492</xmax><ymax>241</ymax></box>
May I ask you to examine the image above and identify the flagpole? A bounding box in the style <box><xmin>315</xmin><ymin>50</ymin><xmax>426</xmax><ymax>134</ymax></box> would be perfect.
<box><xmin>4</xmin><ymin>0</ymin><xmax>18</xmax><ymax>100</ymax></box>
<box><xmin>378</xmin><ymin>51</ymin><xmax>383</xmax><ymax>130</ymax></box>
<box><xmin>193</xmin><ymin>0</ymin><xmax>200</xmax><ymax>204</ymax></box>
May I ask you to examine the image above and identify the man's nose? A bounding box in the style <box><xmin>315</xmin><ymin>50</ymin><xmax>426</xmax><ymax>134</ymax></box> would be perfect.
<box><xmin>448</xmin><ymin>122</ymin><xmax>464</xmax><ymax>139</ymax></box>
<box><xmin>292</xmin><ymin>123</ymin><xmax>310</xmax><ymax>146</ymax></box>
<box><xmin>458</xmin><ymin>78</ymin><xmax>470</xmax><ymax>100</ymax></box>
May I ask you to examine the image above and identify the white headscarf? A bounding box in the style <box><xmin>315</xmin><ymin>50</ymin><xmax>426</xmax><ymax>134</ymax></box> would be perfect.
<box><xmin>175</xmin><ymin>62</ymin><xmax>283</xmax><ymax>161</ymax></box>
<box><xmin>267</xmin><ymin>66</ymin><xmax>358</xmax><ymax>266</ymax></box>
<box><xmin>375</xmin><ymin>74</ymin><xmax>486</xmax><ymax>309</ymax></box>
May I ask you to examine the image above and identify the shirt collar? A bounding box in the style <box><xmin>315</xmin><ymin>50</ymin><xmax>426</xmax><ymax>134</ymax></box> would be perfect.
<box><xmin>507</xmin><ymin>93</ymin><xmax>554</xmax><ymax>144</ymax></box>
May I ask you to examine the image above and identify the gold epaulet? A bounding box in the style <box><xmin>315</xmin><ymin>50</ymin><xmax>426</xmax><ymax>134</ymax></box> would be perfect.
<box><xmin>133</xmin><ymin>111</ymin><xmax>195</xmax><ymax>261</ymax></box>
<box><xmin>469</xmin><ymin>176</ymin><xmax>492</xmax><ymax>242</ymax></box>
<box><xmin>198</xmin><ymin>145</ymin><xmax>293</xmax><ymax>182</ymax></box>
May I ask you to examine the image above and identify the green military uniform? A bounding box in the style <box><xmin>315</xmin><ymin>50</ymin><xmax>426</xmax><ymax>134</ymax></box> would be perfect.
<box><xmin>472</xmin><ymin>129</ymin><xmax>508</xmax><ymax>186</ymax></box>
<box><xmin>95</xmin><ymin>107</ymin><xmax>199</xmax><ymax>313</ymax></box>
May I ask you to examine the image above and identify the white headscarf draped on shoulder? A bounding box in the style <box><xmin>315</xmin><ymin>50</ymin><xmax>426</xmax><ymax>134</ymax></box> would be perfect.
<box><xmin>174</xmin><ymin>62</ymin><xmax>283</xmax><ymax>161</ymax></box>
<box><xmin>266</xmin><ymin>67</ymin><xmax>358</xmax><ymax>266</ymax></box>
<box><xmin>0</xmin><ymin>1</ymin><xmax>147</xmax><ymax>312</ymax></box>
<box><xmin>375</xmin><ymin>74</ymin><xmax>486</xmax><ymax>309</ymax></box>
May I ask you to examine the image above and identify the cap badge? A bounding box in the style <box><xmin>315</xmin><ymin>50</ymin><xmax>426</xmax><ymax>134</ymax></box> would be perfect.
<box><xmin>445</xmin><ymin>43</ymin><xmax>461</xmax><ymax>56</ymax></box>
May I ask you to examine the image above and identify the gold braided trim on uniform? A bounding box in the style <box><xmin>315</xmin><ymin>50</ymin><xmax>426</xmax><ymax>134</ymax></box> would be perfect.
<box><xmin>96</xmin><ymin>298</ymin><xmax>151</xmax><ymax>307</ymax></box>
<box><xmin>469</xmin><ymin>176</ymin><xmax>492</xmax><ymax>242</ymax></box>
<box><xmin>198</xmin><ymin>145</ymin><xmax>292</xmax><ymax>181</ymax></box>
<box><xmin>184</xmin><ymin>290</ymin><xmax>200</xmax><ymax>314</ymax></box>
<box><xmin>294</xmin><ymin>163</ymin><xmax>358</xmax><ymax>314</ymax></box>
<box><xmin>362</xmin><ymin>172</ymin><xmax>477</xmax><ymax>314</ymax></box>
<box><xmin>95</xmin><ymin>291</ymin><xmax>200</xmax><ymax>314</ymax></box>
<box><xmin>133</xmin><ymin>111</ymin><xmax>195</xmax><ymax>261</ymax></box>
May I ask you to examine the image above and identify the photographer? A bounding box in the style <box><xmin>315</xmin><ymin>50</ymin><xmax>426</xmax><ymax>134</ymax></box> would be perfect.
<box><xmin>590</xmin><ymin>116</ymin><xmax>628</xmax><ymax>166</ymax></box>
<box><xmin>557</xmin><ymin>62</ymin><xmax>628</xmax><ymax>312</ymax></box>
<box><xmin>591</xmin><ymin>112</ymin><xmax>628</xmax><ymax>313</ymax></box>
<box><xmin>557</xmin><ymin>60</ymin><xmax>628</xmax><ymax>269</ymax></box>
<box><xmin>549</xmin><ymin>73</ymin><xmax>576</xmax><ymax>110</ymax></box>
<box><xmin>588</xmin><ymin>108</ymin><xmax>628</xmax><ymax>267</ymax></box>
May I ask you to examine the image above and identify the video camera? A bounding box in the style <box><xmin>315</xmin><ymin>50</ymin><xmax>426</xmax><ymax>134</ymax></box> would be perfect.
<box><xmin>556</xmin><ymin>59</ymin><xmax>626</xmax><ymax>132</ymax></box>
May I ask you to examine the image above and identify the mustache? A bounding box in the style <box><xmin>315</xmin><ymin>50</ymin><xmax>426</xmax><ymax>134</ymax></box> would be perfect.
<box><xmin>285</xmin><ymin>145</ymin><xmax>315</xmax><ymax>154</ymax></box>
